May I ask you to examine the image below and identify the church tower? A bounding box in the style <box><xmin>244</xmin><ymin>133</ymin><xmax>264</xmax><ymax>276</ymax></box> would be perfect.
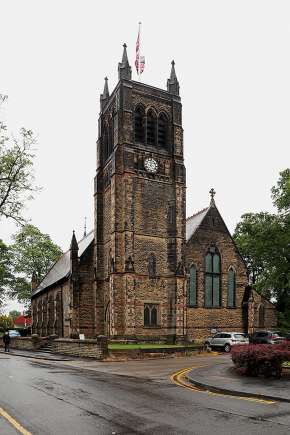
<box><xmin>94</xmin><ymin>45</ymin><xmax>186</xmax><ymax>341</ymax></box>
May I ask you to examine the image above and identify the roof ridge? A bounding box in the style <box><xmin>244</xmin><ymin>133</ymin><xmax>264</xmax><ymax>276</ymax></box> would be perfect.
<box><xmin>186</xmin><ymin>207</ymin><xmax>208</xmax><ymax>221</ymax></box>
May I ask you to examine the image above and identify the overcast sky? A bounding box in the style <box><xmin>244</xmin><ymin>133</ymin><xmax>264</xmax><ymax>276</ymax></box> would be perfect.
<box><xmin>1</xmin><ymin>0</ymin><xmax>289</xmax><ymax>312</ymax></box>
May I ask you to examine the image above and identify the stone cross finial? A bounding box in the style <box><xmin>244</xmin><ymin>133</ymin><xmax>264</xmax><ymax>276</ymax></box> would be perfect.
<box><xmin>209</xmin><ymin>188</ymin><xmax>216</xmax><ymax>205</ymax></box>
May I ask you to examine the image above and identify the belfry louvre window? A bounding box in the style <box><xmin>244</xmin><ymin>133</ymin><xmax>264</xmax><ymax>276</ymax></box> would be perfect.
<box><xmin>158</xmin><ymin>113</ymin><xmax>168</xmax><ymax>147</ymax></box>
<box><xmin>188</xmin><ymin>264</ymin><xmax>197</xmax><ymax>306</ymax></box>
<box><xmin>134</xmin><ymin>106</ymin><xmax>144</xmax><ymax>143</ymax></box>
<box><xmin>144</xmin><ymin>304</ymin><xmax>158</xmax><ymax>327</ymax></box>
<box><xmin>227</xmin><ymin>267</ymin><xmax>236</xmax><ymax>307</ymax></box>
<box><xmin>146</xmin><ymin>110</ymin><xmax>156</xmax><ymax>145</ymax></box>
<box><xmin>103</xmin><ymin>126</ymin><xmax>109</xmax><ymax>161</ymax></box>
<box><xmin>205</xmin><ymin>247</ymin><xmax>221</xmax><ymax>307</ymax></box>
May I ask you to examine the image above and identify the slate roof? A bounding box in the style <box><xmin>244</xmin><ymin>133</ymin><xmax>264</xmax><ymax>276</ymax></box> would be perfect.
<box><xmin>32</xmin><ymin>230</ymin><xmax>94</xmax><ymax>298</ymax></box>
<box><xmin>186</xmin><ymin>207</ymin><xmax>209</xmax><ymax>241</ymax></box>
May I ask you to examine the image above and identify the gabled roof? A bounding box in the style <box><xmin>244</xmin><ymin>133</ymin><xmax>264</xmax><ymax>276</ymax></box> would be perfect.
<box><xmin>32</xmin><ymin>230</ymin><xmax>94</xmax><ymax>298</ymax></box>
<box><xmin>186</xmin><ymin>202</ymin><xmax>249</xmax><ymax>272</ymax></box>
<box><xmin>186</xmin><ymin>207</ymin><xmax>209</xmax><ymax>241</ymax></box>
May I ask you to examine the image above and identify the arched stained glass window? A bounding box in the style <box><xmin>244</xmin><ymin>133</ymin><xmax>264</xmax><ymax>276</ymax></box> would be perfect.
<box><xmin>144</xmin><ymin>304</ymin><xmax>158</xmax><ymax>327</ymax></box>
<box><xmin>188</xmin><ymin>264</ymin><xmax>197</xmax><ymax>306</ymax></box>
<box><xmin>228</xmin><ymin>267</ymin><xmax>236</xmax><ymax>307</ymax></box>
<box><xmin>146</xmin><ymin>110</ymin><xmax>156</xmax><ymax>145</ymax></box>
<box><xmin>205</xmin><ymin>246</ymin><xmax>221</xmax><ymax>307</ymax></box>
<box><xmin>144</xmin><ymin>305</ymin><xmax>150</xmax><ymax>326</ymax></box>
<box><xmin>134</xmin><ymin>106</ymin><xmax>144</xmax><ymax>143</ymax></box>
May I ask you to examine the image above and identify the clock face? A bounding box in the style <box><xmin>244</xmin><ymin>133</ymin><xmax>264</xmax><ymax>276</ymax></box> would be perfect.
<box><xmin>144</xmin><ymin>157</ymin><xmax>158</xmax><ymax>174</ymax></box>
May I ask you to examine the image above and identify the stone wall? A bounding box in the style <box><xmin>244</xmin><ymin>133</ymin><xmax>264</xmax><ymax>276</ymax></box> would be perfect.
<box><xmin>186</xmin><ymin>205</ymin><xmax>249</xmax><ymax>340</ymax></box>
<box><xmin>94</xmin><ymin>78</ymin><xmax>186</xmax><ymax>341</ymax></box>
<box><xmin>252</xmin><ymin>290</ymin><xmax>277</xmax><ymax>331</ymax></box>
<box><xmin>0</xmin><ymin>336</ymin><xmax>45</xmax><ymax>350</ymax></box>
<box><xmin>51</xmin><ymin>336</ymin><xmax>108</xmax><ymax>359</ymax></box>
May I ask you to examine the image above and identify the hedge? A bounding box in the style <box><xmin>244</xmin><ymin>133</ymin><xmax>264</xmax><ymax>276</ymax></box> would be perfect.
<box><xmin>231</xmin><ymin>343</ymin><xmax>290</xmax><ymax>378</ymax></box>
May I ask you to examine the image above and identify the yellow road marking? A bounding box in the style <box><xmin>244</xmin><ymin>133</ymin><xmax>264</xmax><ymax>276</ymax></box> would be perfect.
<box><xmin>170</xmin><ymin>367</ymin><xmax>275</xmax><ymax>405</ymax></box>
<box><xmin>0</xmin><ymin>407</ymin><xmax>32</xmax><ymax>435</ymax></box>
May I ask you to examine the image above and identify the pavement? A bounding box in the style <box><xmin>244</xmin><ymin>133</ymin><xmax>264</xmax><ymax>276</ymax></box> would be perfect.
<box><xmin>187</xmin><ymin>356</ymin><xmax>290</xmax><ymax>403</ymax></box>
<box><xmin>1</xmin><ymin>348</ymin><xmax>72</xmax><ymax>361</ymax></box>
<box><xmin>3</xmin><ymin>347</ymin><xmax>290</xmax><ymax>403</ymax></box>
<box><xmin>2</xmin><ymin>351</ymin><xmax>290</xmax><ymax>434</ymax></box>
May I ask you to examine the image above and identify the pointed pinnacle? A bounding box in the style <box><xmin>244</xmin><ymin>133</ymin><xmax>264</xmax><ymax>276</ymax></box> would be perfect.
<box><xmin>70</xmin><ymin>230</ymin><xmax>79</xmax><ymax>250</ymax></box>
<box><xmin>170</xmin><ymin>60</ymin><xmax>177</xmax><ymax>82</ymax></box>
<box><xmin>103</xmin><ymin>77</ymin><xmax>109</xmax><ymax>99</ymax></box>
<box><xmin>122</xmin><ymin>43</ymin><xmax>129</xmax><ymax>65</ymax></box>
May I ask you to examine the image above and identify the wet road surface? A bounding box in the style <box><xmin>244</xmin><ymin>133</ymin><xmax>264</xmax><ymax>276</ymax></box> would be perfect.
<box><xmin>1</xmin><ymin>352</ymin><xmax>290</xmax><ymax>434</ymax></box>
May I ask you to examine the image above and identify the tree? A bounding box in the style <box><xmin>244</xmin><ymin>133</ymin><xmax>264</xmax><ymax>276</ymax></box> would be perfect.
<box><xmin>0</xmin><ymin>314</ymin><xmax>13</xmax><ymax>332</ymax></box>
<box><xmin>271</xmin><ymin>168</ymin><xmax>290</xmax><ymax>214</ymax></box>
<box><xmin>0</xmin><ymin>239</ymin><xmax>13</xmax><ymax>311</ymax></box>
<box><xmin>234</xmin><ymin>169</ymin><xmax>290</xmax><ymax>326</ymax></box>
<box><xmin>9</xmin><ymin>310</ymin><xmax>21</xmax><ymax>321</ymax></box>
<box><xmin>0</xmin><ymin>97</ymin><xmax>38</xmax><ymax>224</ymax></box>
<box><xmin>8</xmin><ymin>224</ymin><xmax>62</xmax><ymax>305</ymax></box>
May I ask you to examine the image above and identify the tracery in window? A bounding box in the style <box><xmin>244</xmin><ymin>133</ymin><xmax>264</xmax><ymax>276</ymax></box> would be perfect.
<box><xmin>144</xmin><ymin>304</ymin><xmax>158</xmax><ymax>327</ymax></box>
<box><xmin>205</xmin><ymin>246</ymin><xmax>221</xmax><ymax>307</ymax></box>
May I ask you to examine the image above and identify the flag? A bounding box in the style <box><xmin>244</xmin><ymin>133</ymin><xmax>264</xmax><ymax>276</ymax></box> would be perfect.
<box><xmin>135</xmin><ymin>25</ymin><xmax>145</xmax><ymax>74</ymax></box>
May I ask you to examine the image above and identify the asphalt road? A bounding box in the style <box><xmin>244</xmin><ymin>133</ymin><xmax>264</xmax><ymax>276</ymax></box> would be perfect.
<box><xmin>1</xmin><ymin>352</ymin><xmax>290</xmax><ymax>435</ymax></box>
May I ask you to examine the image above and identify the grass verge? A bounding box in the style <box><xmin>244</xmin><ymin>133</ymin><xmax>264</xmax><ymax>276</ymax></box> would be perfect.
<box><xmin>108</xmin><ymin>343</ymin><xmax>200</xmax><ymax>350</ymax></box>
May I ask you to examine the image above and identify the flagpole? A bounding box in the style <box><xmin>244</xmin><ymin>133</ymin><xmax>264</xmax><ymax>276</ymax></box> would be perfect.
<box><xmin>138</xmin><ymin>22</ymin><xmax>141</xmax><ymax>82</ymax></box>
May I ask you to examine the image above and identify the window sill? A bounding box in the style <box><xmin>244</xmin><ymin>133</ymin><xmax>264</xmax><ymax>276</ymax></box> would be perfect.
<box><xmin>143</xmin><ymin>326</ymin><xmax>161</xmax><ymax>329</ymax></box>
<box><xmin>226</xmin><ymin>306</ymin><xmax>237</xmax><ymax>309</ymax></box>
<box><xmin>203</xmin><ymin>306</ymin><xmax>223</xmax><ymax>309</ymax></box>
<box><xmin>187</xmin><ymin>305</ymin><xmax>198</xmax><ymax>308</ymax></box>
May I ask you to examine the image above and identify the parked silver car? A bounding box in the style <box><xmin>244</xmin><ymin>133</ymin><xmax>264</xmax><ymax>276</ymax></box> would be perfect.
<box><xmin>204</xmin><ymin>332</ymin><xmax>249</xmax><ymax>352</ymax></box>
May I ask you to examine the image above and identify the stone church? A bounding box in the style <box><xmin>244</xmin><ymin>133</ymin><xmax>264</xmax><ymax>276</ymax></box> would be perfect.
<box><xmin>31</xmin><ymin>44</ymin><xmax>276</xmax><ymax>341</ymax></box>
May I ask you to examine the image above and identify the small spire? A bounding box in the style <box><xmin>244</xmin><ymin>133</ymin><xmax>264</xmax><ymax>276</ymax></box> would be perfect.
<box><xmin>84</xmin><ymin>217</ymin><xmax>87</xmax><ymax>238</ymax></box>
<box><xmin>118</xmin><ymin>43</ymin><xmax>132</xmax><ymax>80</ymax></box>
<box><xmin>70</xmin><ymin>230</ymin><xmax>79</xmax><ymax>251</ymax></box>
<box><xmin>167</xmin><ymin>60</ymin><xmax>180</xmax><ymax>96</ymax></box>
<box><xmin>100</xmin><ymin>77</ymin><xmax>110</xmax><ymax>110</ymax></box>
<box><xmin>170</xmin><ymin>60</ymin><xmax>177</xmax><ymax>81</ymax></box>
<box><xmin>122</xmin><ymin>43</ymin><xmax>129</xmax><ymax>64</ymax></box>
<box><xmin>209</xmin><ymin>188</ymin><xmax>216</xmax><ymax>206</ymax></box>
<box><xmin>103</xmin><ymin>77</ymin><xmax>109</xmax><ymax>99</ymax></box>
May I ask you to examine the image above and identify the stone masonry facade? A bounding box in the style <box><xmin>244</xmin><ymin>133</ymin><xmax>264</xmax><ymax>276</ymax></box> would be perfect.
<box><xmin>31</xmin><ymin>45</ymin><xmax>277</xmax><ymax>342</ymax></box>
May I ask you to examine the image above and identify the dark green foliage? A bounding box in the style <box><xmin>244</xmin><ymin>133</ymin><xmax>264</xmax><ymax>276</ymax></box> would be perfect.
<box><xmin>7</xmin><ymin>224</ymin><xmax>62</xmax><ymax>305</ymax></box>
<box><xmin>271</xmin><ymin>168</ymin><xmax>290</xmax><ymax>214</ymax></box>
<box><xmin>0</xmin><ymin>239</ymin><xmax>13</xmax><ymax>310</ymax></box>
<box><xmin>233</xmin><ymin>169</ymin><xmax>290</xmax><ymax>322</ymax></box>
<box><xmin>0</xmin><ymin>314</ymin><xmax>14</xmax><ymax>332</ymax></box>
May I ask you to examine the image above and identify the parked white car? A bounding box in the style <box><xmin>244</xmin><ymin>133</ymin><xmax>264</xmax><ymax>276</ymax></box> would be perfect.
<box><xmin>204</xmin><ymin>332</ymin><xmax>249</xmax><ymax>352</ymax></box>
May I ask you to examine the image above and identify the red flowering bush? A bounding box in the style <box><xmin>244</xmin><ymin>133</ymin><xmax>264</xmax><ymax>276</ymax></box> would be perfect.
<box><xmin>231</xmin><ymin>343</ymin><xmax>290</xmax><ymax>378</ymax></box>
